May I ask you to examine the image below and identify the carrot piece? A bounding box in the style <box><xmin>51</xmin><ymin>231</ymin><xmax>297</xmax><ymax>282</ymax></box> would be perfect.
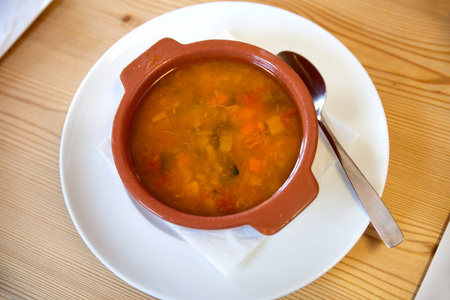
<box><xmin>281</xmin><ymin>108</ymin><xmax>297</xmax><ymax>118</ymax></box>
<box><xmin>249</xmin><ymin>158</ymin><xmax>266</xmax><ymax>172</ymax></box>
<box><xmin>199</xmin><ymin>188</ymin><xmax>214</xmax><ymax>202</ymax></box>
<box><xmin>240</xmin><ymin>107</ymin><xmax>256</xmax><ymax>120</ymax></box>
<box><xmin>241</xmin><ymin>123</ymin><xmax>257</xmax><ymax>135</ymax></box>
<box><xmin>257</xmin><ymin>121</ymin><xmax>265</xmax><ymax>131</ymax></box>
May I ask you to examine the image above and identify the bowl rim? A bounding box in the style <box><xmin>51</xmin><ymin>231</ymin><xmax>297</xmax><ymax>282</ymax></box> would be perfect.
<box><xmin>111</xmin><ymin>38</ymin><xmax>319</xmax><ymax>235</ymax></box>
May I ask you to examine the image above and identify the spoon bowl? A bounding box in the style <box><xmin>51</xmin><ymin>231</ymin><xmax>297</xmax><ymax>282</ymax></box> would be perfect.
<box><xmin>277</xmin><ymin>52</ymin><xmax>326</xmax><ymax>117</ymax></box>
<box><xmin>278</xmin><ymin>51</ymin><xmax>404</xmax><ymax>248</ymax></box>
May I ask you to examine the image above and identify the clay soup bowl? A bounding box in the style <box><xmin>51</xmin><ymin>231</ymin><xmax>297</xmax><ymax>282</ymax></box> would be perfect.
<box><xmin>111</xmin><ymin>38</ymin><xmax>318</xmax><ymax>235</ymax></box>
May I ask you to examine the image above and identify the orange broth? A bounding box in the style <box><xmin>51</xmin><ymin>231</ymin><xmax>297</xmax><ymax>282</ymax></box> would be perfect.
<box><xmin>129</xmin><ymin>58</ymin><xmax>302</xmax><ymax>216</ymax></box>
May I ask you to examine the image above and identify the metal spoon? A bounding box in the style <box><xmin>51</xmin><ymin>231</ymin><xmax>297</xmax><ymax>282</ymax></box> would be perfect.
<box><xmin>278</xmin><ymin>51</ymin><xmax>404</xmax><ymax>248</ymax></box>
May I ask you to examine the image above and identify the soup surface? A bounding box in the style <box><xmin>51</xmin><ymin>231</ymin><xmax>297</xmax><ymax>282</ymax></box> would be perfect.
<box><xmin>129</xmin><ymin>58</ymin><xmax>302</xmax><ymax>216</ymax></box>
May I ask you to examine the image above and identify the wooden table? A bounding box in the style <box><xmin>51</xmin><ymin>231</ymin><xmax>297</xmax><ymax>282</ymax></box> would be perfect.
<box><xmin>1</xmin><ymin>0</ymin><xmax>448</xmax><ymax>298</ymax></box>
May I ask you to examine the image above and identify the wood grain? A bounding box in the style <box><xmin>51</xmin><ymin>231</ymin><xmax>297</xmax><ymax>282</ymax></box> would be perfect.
<box><xmin>0</xmin><ymin>0</ymin><xmax>448</xmax><ymax>299</ymax></box>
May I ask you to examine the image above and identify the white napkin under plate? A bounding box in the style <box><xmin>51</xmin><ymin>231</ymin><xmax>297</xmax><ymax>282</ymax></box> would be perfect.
<box><xmin>0</xmin><ymin>0</ymin><xmax>53</xmax><ymax>58</ymax></box>
<box><xmin>96</xmin><ymin>32</ymin><xmax>359</xmax><ymax>276</ymax></box>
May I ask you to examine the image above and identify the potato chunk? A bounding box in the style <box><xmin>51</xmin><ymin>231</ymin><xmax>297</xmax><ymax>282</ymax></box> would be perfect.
<box><xmin>266</xmin><ymin>116</ymin><xmax>286</xmax><ymax>135</ymax></box>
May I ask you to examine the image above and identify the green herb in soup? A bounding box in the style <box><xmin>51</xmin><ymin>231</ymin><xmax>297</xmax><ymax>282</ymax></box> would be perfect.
<box><xmin>129</xmin><ymin>58</ymin><xmax>302</xmax><ymax>216</ymax></box>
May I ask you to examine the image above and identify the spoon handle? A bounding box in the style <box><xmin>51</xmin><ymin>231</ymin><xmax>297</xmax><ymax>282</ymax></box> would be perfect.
<box><xmin>319</xmin><ymin>117</ymin><xmax>404</xmax><ymax>248</ymax></box>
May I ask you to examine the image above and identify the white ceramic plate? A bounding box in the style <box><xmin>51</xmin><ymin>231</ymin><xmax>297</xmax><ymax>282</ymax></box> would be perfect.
<box><xmin>60</xmin><ymin>2</ymin><xmax>389</xmax><ymax>299</ymax></box>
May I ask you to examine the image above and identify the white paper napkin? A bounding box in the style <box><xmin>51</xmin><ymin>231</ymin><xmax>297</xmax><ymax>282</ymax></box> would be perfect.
<box><xmin>0</xmin><ymin>0</ymin><xmax>53</xmax><ymax>58</ymax></box>
<box><xmin>96</xmin><ymin>32</ymin><xmax>359</xmax><ymax>276</ymax></box>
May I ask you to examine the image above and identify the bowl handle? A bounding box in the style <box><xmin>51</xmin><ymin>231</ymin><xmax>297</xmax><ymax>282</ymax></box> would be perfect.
<box><xmin>249</xmin><ymin>170</ymin><xmax>319</xmax><ymax>235</ymax></box>
<box><xmin>120</xmin><ymin>38</ymin><xmax>184</xmax><ymax>94</ymax></box>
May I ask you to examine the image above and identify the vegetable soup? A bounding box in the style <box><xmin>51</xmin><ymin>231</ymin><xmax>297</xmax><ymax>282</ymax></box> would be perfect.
<box><xmin>129</xmin><ymin>58</ymin><xmax>302</xmax><ymax>216</ymax></box>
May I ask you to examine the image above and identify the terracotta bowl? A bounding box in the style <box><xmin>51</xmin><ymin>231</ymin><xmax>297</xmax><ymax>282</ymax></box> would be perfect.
<box><xmin>111</xmin><ymin>38</ymin><xmax>319</xmax><ymax>235</ymax></box>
